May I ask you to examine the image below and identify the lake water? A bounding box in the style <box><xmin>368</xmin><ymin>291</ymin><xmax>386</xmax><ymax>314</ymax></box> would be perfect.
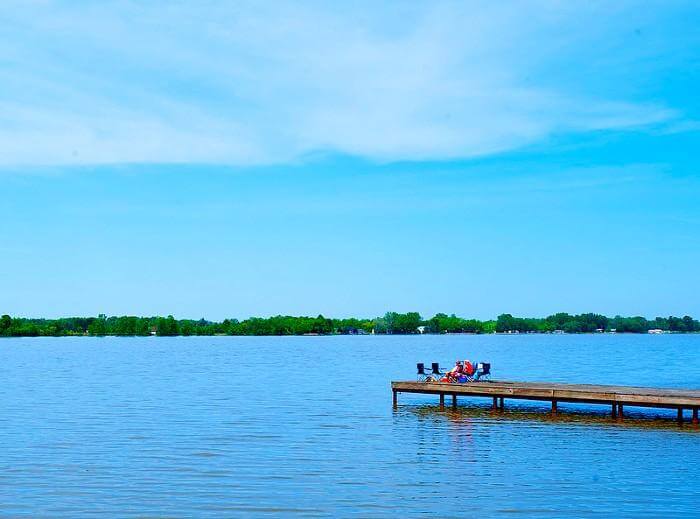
<box><xmin>1</xmin><ymin>334</ymin><xmax>699</xmax><ymax>517</ymax></box>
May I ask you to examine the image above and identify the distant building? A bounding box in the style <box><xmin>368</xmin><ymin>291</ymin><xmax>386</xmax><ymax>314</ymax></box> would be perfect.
<box><xmin>345</xmin><ymin>327</ymin><xmax>369</xmax><ymax>335</ymax></box>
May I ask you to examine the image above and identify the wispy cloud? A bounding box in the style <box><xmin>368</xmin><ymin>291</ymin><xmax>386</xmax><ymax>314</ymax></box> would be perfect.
<box><xmin>0</xmin><ymin>1</ymin><xmax>691</xmax><ymax>166</ymax></box>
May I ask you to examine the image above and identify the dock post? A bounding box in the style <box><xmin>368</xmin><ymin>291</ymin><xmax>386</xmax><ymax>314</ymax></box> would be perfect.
<box><xmin>551</xmin><ymin>400</ymin><xmax>557</xmax><ymax>415</ymax></box>
<box><xmin>499</xmin><ymin>397</ymin><xmax>504</xmax><ymax>410</ymax></box>
<box><xmin>618</xmin><ymin>404</ymin><xmax>624</xmax><ymax>420</ymax></box>
<box><xmin>392</xmin><ymin>390</ymin><xmax>398</xmax><ymax>409</ymax></box>
<box><xmin>492</xmin><ymin>397</ymin><xmax>498</xmax><ymax>410</ymax></box>
<box><xmin>611</xmin><ymin>403</ymin><xmax>617</xmax><ymax>419</ymax></box>
<box><xmin>678</xmin><ymin>408</ymin><xmax>684</xmax><ymax>424</ymax></box>
<box><xmin>439</xmin><ymin>393</ymin><xmax>445</xmax><ymax>410</ymax></box>
<box><xmin>452</xmin><ymin>394</ymin><xmax>457</xmax><ymax>409</ymax></box>
<box><xmin>693</xmin><ymin>408</ymin><xmax>699</xmax><ymax>426</ymax></box>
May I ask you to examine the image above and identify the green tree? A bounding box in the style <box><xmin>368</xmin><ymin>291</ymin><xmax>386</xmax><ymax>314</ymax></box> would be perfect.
<box><xmin>0</xmin><ymin>314</ymin><xmax>11</xmax><ymax>336</ymax></box>
<box><xmin>311</xmin><ymin>314</ymin><xmax>333</xmax><ymax>334</ymax></box>
<box><xmin>156</xmin><ymin>315</ymin><xmax>179</xmax><ymax>336</ymax></box>
<box><xmin>88</xmin><ymin>314</ymin><xmax>107</xmax><ymax>336</ymax></box>
<box><xmin>386</xmin><ymin>312</ymin><xmax>422</xmax><ymax>334</ymax></box>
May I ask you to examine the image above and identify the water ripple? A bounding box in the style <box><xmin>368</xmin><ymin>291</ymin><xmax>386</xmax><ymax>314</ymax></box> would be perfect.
<box><xmin>1</xmin><ymin>334</ymin><xmax>699</xmax><ymax>516</ymax></box>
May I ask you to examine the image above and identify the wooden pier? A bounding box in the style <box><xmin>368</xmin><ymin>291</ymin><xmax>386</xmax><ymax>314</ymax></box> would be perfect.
<box><xmin>391</xmin><ymin>380</ymin><xmax>700</xmax><ymax>424</ymax></box>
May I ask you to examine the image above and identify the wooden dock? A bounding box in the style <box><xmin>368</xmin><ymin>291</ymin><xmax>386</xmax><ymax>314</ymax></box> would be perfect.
<box><xmin>391</xmin><ymin>380</ymin><xmax>700</xmax><ymax>424</ymax></box>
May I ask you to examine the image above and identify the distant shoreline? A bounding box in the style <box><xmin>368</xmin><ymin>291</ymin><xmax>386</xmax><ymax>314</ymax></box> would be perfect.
<box><xmin>3</xmin><ymin>332</ymin><xmax>699</xmax><ymax>339</ymax></box>
<box><xmin>1</xmin><ymin>312</ymin><xmax>699</xmax><ymax>337</ymax></box>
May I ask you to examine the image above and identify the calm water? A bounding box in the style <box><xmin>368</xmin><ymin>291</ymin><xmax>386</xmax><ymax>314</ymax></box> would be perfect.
<box><xmin>1</xmin><ymin>334</ymin><xmax>699</xmax><ymax>517</ymax></box>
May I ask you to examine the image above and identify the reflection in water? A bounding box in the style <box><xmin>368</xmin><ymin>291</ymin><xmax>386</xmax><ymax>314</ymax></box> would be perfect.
<box><xmin>406</xmin><ymin>401</ymin><xmax>700</xmax><ymax>434</ymax></box>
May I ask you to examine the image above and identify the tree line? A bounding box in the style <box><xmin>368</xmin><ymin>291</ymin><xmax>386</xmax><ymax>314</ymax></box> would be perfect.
<box><xmin>493</xmin><ymin>313</ymin><xmax>700</xmax><ymax>333</ymax></box>
<box><xmin>1</xmin><ymin>311</ymin><xmax>699</xmax><ymax>337</ymax></box>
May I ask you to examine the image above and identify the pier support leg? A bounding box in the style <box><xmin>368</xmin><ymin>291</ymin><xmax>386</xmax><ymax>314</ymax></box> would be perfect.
<box><xmin>439</xmin><ymin>393</ymin><xmax>445</xmax><ymax>410</ymax></box>
<box><xmin>452</xmin><ymin>394</ymin><xmax>457</xmax><ymax>409</ymax></box>
<box><xmin>551</xmin><ymin>400</ymin><xmax>557</xmax><ymax>415</ymax></box>
<box><xmin>678</xmin><ymin>408</ymin><xmax>684</xmax><ymax>424</ymax></box>
<box><xmin>611</xmin><ymin>403</ymin><xmax>617</xmax><ymax>419</ymax></box>
<box><xmin>492</xmin><ymin>397</ymin><xmax>498</xmax><ymax>410</ymax></box>
<box><xmin>618</xmin><ymin>404</ymin><xmax>624</xmax><ymax>421</ymax></box>
<box><xmin>392</xmin><ymin>390</ymin><xmax>398</xmax><ymax>409</ymax></box>
<box><xmin>693</xmin><ymin>408</ymin><xmax>698</xmax><ymax>426</ymax></box>
<box><xmin>499</xmin><ymin>397</ymin><xmax>504</xmax><ymax>410</ymax></box>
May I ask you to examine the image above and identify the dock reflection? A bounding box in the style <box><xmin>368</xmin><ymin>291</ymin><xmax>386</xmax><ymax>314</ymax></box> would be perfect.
<box><xmin>399</xmin><ymin>401</ymin><xmax>700</xmax><ymax>433</ymax></box>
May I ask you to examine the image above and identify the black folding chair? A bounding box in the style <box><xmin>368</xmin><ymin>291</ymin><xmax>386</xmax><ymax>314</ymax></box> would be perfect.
<box><xmin>429</xmin><ymin>362</ymin><xmax>443</xmax><ymax>382</ymax></box>
<box><xmin>475</xmin><ymin>362</ymin><xmax>491</xmax><ymax>381</ymax></box>
<box><xmin>417</xmin><ymin>363</ymin><xmax>429</xmax><ymax>382</ymax></box>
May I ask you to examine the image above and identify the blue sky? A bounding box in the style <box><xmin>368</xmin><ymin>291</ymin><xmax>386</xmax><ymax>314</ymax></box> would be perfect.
<box><xmin>1</xmin><ymin>1</ymin><xmax>699</xmax><ymax>319</ymax></box>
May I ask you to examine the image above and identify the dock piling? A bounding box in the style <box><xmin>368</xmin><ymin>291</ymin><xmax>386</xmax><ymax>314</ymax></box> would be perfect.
<box><xmin>492</xmin><ymin>397</ymin><xmax>498</xmax><ymax>410</ymax></box>
<box><xmin>452</xmin><ymin>394</ymin><xmax>457</xmax><ymax>408</ymax></box>
<box><xmin>618</xmin><ymin>404</ymin><xmax>624</xmax><ymax>420</ymax></box>
<box><xmin>499</xmin><ymin>397</ymin><xmax>504</xmax><ymax>410</ymax></box>
<box><xmin>693</xmin><ymin>408</ymin><xmax>699</xmax><ymax>426</ymax></box>
<box><xmin>392</xmin><ymin>390</ymin><xmax>398</xmax><ymax>409</ymax></box>
<box><xmin>678</xmin><ymin>408</ymin><xmax>684</xmax><ymax>424</ymax></box>
<box><xmin>551</xmin><ymin>400</ymin><xmax>557</xmax><ymax>415</ymax></box>
<box><xmin>611</xmin><ymin>403</ymin><xmax>617</xmax><ymax>419</ymax></box>
<box><xmin>439</xmin><ymin>393</ymin><xmax>445</xmax><ymax>410</ymax></box>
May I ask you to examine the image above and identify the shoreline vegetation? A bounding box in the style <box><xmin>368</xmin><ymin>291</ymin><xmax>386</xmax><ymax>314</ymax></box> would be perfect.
<box><xmin>1</xmin><ymin>312</ymin><xmax>699</xmax><ymax>337</ymax></box>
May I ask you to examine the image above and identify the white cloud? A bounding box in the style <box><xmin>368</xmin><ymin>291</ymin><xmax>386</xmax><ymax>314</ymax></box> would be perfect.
<box><xmin>0</xmin><ymin>1</ymin><xmax>688</xmax><ymax>166</ymax></box>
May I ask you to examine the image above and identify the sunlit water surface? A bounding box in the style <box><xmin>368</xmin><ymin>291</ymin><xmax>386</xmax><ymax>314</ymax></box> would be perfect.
<box><xmin>1</xmin><ymin>334</ymin><xmax>699</xmax><ymax>517</ymax></box>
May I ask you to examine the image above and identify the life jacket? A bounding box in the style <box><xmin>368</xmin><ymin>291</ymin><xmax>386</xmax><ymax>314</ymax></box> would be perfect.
<box><xmin>464</xmin><ymin>361</ymin><xmax>474</xmax><ymax>376</ymax></box>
